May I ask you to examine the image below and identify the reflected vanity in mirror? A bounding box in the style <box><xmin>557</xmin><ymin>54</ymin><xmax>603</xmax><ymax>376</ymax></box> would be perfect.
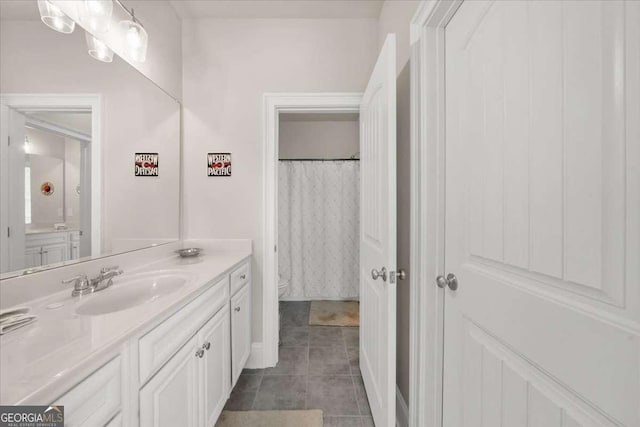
<box><xmin>0</xmin><ymin>1</ymin><xmax>180</xmax><ymax>278</ymax></box>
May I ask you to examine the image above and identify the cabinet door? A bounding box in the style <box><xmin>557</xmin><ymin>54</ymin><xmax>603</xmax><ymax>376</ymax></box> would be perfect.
<box><xmin>231</xmin><ymin>284</ymin><xmax>251</xmax><ymax>386</ymax></box>
<box><xmin>24</xmin><ymin>247</ymin><xmax>42</xmax><ymax>268</ymax></box>
<box><xmin>70</xmin><ymin>242</ymin><xmax>80</xmax><ymax>260</ymax></box>
<box><xmin>200</xmin><ymin>306</ymin><xmax>230</xmax><ymax>427</ymax></box>
<box><xmin>42</xmin><ymin>242</ymin><xmax>67</xmax><ymax>264</ymax></box>
<box><xmin>140</xmin><ymin>335</ymin><xmax>199</xmax><ymax>427</ymax></box>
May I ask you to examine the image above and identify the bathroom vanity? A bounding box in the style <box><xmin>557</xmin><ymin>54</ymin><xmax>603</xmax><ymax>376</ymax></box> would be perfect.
<box><xmin>0</xmin><ymin>246</ymin><xmax>252</xmax><ymax>427</ymax></box>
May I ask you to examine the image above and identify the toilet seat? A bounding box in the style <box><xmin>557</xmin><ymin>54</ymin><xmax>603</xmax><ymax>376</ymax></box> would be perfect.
<box><xmin>278</xmin><ymin>275</ymin><xmax>290</xmax><ymax>298</ymax></box>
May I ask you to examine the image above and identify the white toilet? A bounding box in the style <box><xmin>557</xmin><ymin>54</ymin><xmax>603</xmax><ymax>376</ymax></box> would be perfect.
<box><xmin>278</xmin><ymin>275</ymin><xmax>290</xmax><ymax>298</ymax></box>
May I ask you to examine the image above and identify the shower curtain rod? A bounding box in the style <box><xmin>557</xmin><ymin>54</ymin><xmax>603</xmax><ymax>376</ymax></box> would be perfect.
<box><xmin>279</xmin><ymin>158</ymin><xmax>360</xmax><ymax>161</ymax></box>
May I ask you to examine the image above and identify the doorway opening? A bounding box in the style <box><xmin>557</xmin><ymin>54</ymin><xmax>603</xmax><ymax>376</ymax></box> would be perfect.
<box><xmin>260</xmin><ymin>93</ymin><xmax>363</xmax><ymax>368</ymax></box>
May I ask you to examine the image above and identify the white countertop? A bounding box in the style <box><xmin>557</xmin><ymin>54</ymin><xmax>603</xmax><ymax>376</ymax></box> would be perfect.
<box><xmin>0</xmin><ymin>249</ymin><xmax>251</xmax><ymax>405</ymax></box>
<box><xmin>25</xmin><ymin>227</ymin><xmax>80</xmax><ymax>235</ymax></box>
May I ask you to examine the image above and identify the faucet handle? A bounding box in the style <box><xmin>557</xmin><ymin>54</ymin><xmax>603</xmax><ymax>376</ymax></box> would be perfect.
<box><xmin>62</xmin><ymin>274</ymin><xmax>88</xmax><ymax>285</ymax></box>
<box><xmin>100</xmin><ymin>266</ymin><xmax>120</xmax><ymax>274</ymax></box>
<box><xmin>62</xmin><ymin>275</ymin><xmax>92</xmax><ymax>297</ymax></box>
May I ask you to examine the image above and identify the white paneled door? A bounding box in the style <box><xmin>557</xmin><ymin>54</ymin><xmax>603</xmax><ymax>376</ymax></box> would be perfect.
<box><xmin>359</xmin><ymin>33</ymin><xmax>397</xmax><ymax>427</ymax></box>
<box><xmin>443</xmin><ymin>1</ymin><xmax>639</xmax><ymax>426</ymax></box>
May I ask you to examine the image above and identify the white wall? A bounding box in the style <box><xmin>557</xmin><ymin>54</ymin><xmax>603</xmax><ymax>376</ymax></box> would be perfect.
<box><xmin>378</xmin><ymin>0</ymin><xmax>420</xmax><ymax>76</ymax></box>
<box><xmin>52</xmin><ymin>0</ymin><xmax>183</xmax><ymax>101</ymax></box>
<box><xmin>279</xmin><ymin>119</ymin><xmax>359</xmax><ymax>159</ymax></box>
<box><xmin>182</xmin><ymin>18</ymin><xmax>379</xmax><ymax>342</ymax></box>
<box><xmin>64</xmin><ymin>137</ymin><xmax>81</xmax><ymax>228</ymax></box>
<box><xmin>1</xmin><ymin>21</ymin><xmax>180</xmax><ymax>255</ymax></box>
<box><xmin>25</xmin><ymin>127</ymin><xmax>65</xmax><ymax>227</ymax></box>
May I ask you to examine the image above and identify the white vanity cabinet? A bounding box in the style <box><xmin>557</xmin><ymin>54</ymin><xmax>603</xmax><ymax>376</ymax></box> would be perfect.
<box><xmin>139</xmin><ymin>306</ymin><xmax>230</xmax><ymax>427</ymax></box>
<box><xmin>53</xmin><ymin>356</ymin><xmax>123</xmax><ymax>427</ymax></box>
<box><xmin>230</xmin><ymin>279</ymin><xmax>251</xmax><ymax>386</ymax></box>
<box><xmin>33</xmin><ymin>258</ymin><xmax>252</xmax><ymax>427</ymax></box>
<box><xmin>140</xmin><ymin>333</ymin><xmax>201</xmax><ymax>427</ymax></box>
<box><xmin>200</xmin><ymin>305</ymin><xmax>231</xmax><ymax>426</ymax></box>
<box><xmin>24</xmin><ymin>230</ymin><xmax>80</xmax><ymax>268</ymax></box>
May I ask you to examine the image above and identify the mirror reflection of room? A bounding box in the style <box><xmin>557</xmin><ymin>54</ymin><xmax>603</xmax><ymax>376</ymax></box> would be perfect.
<box><xmin>22</xmin><ymin>111</ymin><xmax>92</xmax><ymax>269</ymax></box>
<box><xmin>0</xmin><ymin>1</ymin><xmax>180</xmax><ymax>277</ymax></box>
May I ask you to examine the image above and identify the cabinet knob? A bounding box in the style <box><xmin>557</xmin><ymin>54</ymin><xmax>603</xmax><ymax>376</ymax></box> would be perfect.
<box><xmin>234</xmin><ymin>306</ymin><xmax>241</xmax><ymax>312</ymax></box>
<box><xmin>202</xmin><ymin>341</ymin><xmax>211</xmax><ymax>351</ymax></box>
<box><xmin>195</xmin><ymin>349</ymin><xmax>205</xmax><ymax>358</ymax></box>
<box><xmin>240</xmin><ymin>274</ymin><xmax>246</xmax><ymax>280</ymax></box>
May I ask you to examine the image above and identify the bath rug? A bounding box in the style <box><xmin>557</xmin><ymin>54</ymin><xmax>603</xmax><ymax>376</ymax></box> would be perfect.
<box><xmin>215</xmin><ymin>410</ymin><xmax>323</xmax><ymax>427</ymax></box>
<box><xmin>308</xmin><ymin>300</ymin><xmax>359</xmax><ymax>327</ymax></box>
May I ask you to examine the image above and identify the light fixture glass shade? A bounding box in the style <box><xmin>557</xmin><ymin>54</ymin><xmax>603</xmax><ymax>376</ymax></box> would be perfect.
<box><xmin>120</xmin><ymin>18</ymin><xmax>147</xmax><ymax>62</ymax></box>
<box><xmin>85</xmin><ymin>32</ymin><xmax>114</xmax><ymax>62</ymax></box>
<box><xmin>77</xmin><ymin>0</ymin><xmax>113</xmax><ymax>34</ymax></box>
<box><xmin>37</xmin><ymin>0</ymin><xmax>75</xmax><ymax>34</ymax></box>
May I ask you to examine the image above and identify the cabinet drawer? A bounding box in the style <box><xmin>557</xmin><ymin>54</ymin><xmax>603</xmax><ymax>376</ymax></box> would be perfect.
<box><xmin>25</xmin><ymin>232</ymin><xmax>68</xmax><ymax>248</ymax></box>
<box><xmin>138</xmin><ymin>277</ymin><xmax>229</xmax><ymax>384</ymax></box>
<box><xmin>230</xmin><ymin>262</ymin><xmax>250</xmax><ymax>296</ymax></box>
<box><xmin>53</xmin><ymin>356</ymin><xmax>121</xmax><ymax>427</ymax></box>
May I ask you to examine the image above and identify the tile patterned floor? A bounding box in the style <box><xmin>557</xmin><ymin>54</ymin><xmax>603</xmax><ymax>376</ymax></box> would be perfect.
<box><xmin>224</xmin><ymin>301</ymin><xmax>374</xmax><ymax>426</ymax></box>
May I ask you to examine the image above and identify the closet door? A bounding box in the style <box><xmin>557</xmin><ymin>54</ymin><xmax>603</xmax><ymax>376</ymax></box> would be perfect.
<box><xmin>359</xmin><ymin>33</ymin><xmax>397</xmax><ymax>427</ymax></box>
<box><xmin>443</xmin><ymin>1</ymin><xmax>640</xmax><ymax>426</ymax></box>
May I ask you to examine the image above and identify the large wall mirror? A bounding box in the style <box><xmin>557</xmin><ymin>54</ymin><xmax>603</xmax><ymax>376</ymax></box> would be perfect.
<box><xmin>0</xmin><ymin>1</ymin><xmax>180</xmax><ymax>278</ymax></box>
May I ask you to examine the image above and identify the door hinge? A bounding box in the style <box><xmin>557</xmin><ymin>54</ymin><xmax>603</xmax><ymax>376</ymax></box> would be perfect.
<box><xmin>6</xmin><ymin>227</ymin><xmax>10</xmax><ymax>238</ymax></box>
<box><xmin>7</xmin><ymin>135</ymin><xmax>10</xmax><ymax>146</ymax></box>
<box><xmin>274</xmin><ymin>245</ymin><xmax>277</xmax><ymax>253</ymax></box>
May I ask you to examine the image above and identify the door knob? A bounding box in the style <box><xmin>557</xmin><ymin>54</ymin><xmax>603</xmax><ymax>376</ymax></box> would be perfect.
<box><xmin>371</xmin><ymin>267</ymin><xmax>388</xmax><ymax>282</ymax></box>
<box><xmin>436</xmin><ymin>273</ymin><xmax>458</xmax><ymax>291</ymax></box>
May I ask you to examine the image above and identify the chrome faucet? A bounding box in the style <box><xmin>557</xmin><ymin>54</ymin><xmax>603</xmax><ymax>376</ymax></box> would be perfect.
<box><xmin>62</xmin><ymin>266</ymin><xmax>123</xmax><ymax>297</ymax></box>
<box><xmin>62</xmin><ymin>274</ymin><xmax>92</xmax><ymax>297</ymax></box>
<box><xmin>90</xmin><ymin>266</ymin><xmax>124</xmax><ymax>292</ymax></box>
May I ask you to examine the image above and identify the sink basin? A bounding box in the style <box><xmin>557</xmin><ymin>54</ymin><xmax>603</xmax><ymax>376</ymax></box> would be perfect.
<box><xmin>75</xmin><ymin>271</ymin><xmax>192</xmax><ymax>316</ymax></box>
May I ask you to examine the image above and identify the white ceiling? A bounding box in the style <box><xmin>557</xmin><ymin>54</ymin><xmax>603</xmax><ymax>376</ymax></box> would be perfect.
<box><xmin>27</xmin><ymin>112</ymin><xmax>92</xmax><ymax>135</ymax></box>
<box><xmin>0</xmin><ymin>1</ymin><xmax>39</xmax><ymax>21</ymax></box>
<box><xmin>0</xmin><ymin>1</ymin><xmax>385</xmax><ymax>21</ymax></box>
<box><xmin>169</xmin><ymin>0</ymin><xmax>384</xmax><ymax>20</ymax></box>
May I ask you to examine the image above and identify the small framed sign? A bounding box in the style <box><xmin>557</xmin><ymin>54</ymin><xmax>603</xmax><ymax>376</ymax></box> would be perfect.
<box><xmin>134</xmin><ymin>153</ymin><xmax>159</xmax><ymax>177</ymax></box>
<box><xmin>207</xmin><ymin>153</ymin><xmax>231</xmax><ymax>177</ymax></box>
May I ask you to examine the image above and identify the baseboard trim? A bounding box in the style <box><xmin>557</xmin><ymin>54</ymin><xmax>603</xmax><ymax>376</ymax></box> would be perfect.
<box><xmin>396</xmin><ymin>385</ymin><xmax>409</xmax><ymax>427</ymax></box>
<box><xmin>245</xmin><ymin>342</ymin><xmax>264</xmax><ymax>369</ymax></box>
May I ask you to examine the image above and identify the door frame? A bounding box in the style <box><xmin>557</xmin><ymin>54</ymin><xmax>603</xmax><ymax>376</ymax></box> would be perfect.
<box><xmin>0</xmin><ymin>93</ymin><xmax>103</xmax><ymax>258</ymax></box>
<box><xmin>260</xmin><ymin>93</ymin><xmax>362</xmax><ymax>368</ymax></box>
<box><xmin>408</xmin><ymin>1</ymin><xmax>462</xmax><ymax>426</ymax></box>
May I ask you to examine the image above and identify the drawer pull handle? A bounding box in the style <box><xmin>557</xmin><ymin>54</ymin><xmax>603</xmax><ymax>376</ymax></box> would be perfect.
<box><xmin>202</xmin><ymin>341</ymin><xmax>211</xmax><ymax>350</ymax></box>
<box><xmin>240</xmin><ymin>274</ymin><xmax>246</xmax><ymax>280</ymax></box>
<box><xmin>196</xmin><ymin>349</ymin><xmax>205</xmax><ymax>358</ymax></box>
<box><xmin>234</xmin><ymin>307</ymin><xmax>241</xmax><ymax>312</ymax></box>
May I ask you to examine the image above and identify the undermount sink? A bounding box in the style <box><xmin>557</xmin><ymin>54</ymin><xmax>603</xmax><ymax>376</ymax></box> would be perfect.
<box><xmin>75</xmin><ymin>270</ymin><xmax>192</xmax><ymax>316</ymax></box>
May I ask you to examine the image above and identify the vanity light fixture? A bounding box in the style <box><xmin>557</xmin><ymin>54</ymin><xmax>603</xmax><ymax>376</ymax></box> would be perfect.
<box><xmin>115</xmin><ymin>0</ymin><xmax>148</xmax><ymax>62</ymax></box>
<box><xmin>77</xmin><ymin>0</ymin><xmax>114</xmax><ymax>34</ymax></box>
<box><xmin>37</xmin><ymin>0</ymin><xmax>75</xmax><ymax>34</ymax></box>
<box><xmin>85</xmin><ymin>31</ymin><xmax>114</xmax><ymax>63</ymax></box>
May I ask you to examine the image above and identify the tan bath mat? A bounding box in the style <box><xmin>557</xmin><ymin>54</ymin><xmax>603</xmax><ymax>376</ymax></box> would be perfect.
<box><xmin>308</xmin><ymin>300</ymin><xmax>359</xmax><ymax>327</ymax></box>
<box><xmin>215</xmin><ymin>410</ymin><xmax>323</xmax><ymax>427</ymax></box>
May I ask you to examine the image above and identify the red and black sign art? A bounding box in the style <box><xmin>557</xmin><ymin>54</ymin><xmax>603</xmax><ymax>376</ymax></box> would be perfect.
<box><xmin>134</xmin><ymin>153</ymin><xmax>159</xmax><ymax>177</ymax></box>
<box><xmin>207</xmin><ymin>153</ymin><xmax>231</xmax><ymax>177</ymax></box>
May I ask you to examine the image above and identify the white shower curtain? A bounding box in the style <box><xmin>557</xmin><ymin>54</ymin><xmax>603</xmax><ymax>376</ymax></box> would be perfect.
<box><xmin>278</xmin><ymin>160</ymin><xmax>360</xmax><ymax>300</ymax></box>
